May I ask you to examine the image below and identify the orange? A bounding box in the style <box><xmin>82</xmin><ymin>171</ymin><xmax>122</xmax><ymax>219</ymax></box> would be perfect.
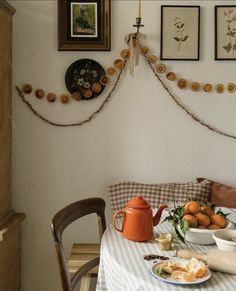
<box><xmin>201</xmin><ymin>205</ymin><xmax>214</xmax><ymax>217</ymax></box>
<box><xmin>183</xmin><ymin>214</ymin><xmax>197</xmax><ymax>227</ymax></box>
<box><xmin>195</xmin><ymin>212</ymin><xmax>211</xmax><ymax>227</ymax></box>
<box><xmin>171</xmin><ymin>271</ymin><xmax>196</xmax><ymax>282</ymax></box>
<box><xmin>210</xmin><ymin>214</ymin><xmax>226</xmax><ymax>228</ymax></box>
<box><xmin>208</xmin><ymin>224</ymin><xmax>220</xmax><ymax>230</ymax></box>
<box><xmin>195</xmin><ymin>268</ymin><xmax>206</xmax><ymax>278</ymax></box>
<box><xmin>198</xmin><ymin>225</ymin><xmax>207</xmax><ymax>229</ymax></box>
<box><xmin>187</xmin><ymin>258</ymin><xmax>206</xmax><ymax>278</ymax></box>
<box><xmin>182</xmin><ymin>272</ymin><xmax>196</xmax><ymax>282</ymax></box>
<box><xmin>184</xmin><ymin>201</ymin><xmax>191</xmax><ymax>214</ymax></box>
<box><xmin>185</xmin><ymin>201</ymin><xmax>201</xmax><ymax>215</ymax></box>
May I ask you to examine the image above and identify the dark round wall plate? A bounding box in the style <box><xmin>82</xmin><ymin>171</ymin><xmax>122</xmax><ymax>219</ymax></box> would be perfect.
<box><xmin>65</xmin><ymin>59</ymin><xmax>106</xmax><ymax>100</ymax></box>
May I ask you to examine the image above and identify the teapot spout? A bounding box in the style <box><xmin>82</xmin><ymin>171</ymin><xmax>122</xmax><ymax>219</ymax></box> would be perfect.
<box><xmin>153</xmin><ymin>204</ymin><xmax>168</xmax><ymax>226</ymax></box>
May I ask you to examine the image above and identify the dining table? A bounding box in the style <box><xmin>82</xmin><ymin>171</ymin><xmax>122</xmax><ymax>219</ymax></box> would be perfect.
<box><xmin>96</xmin><ymin>207</ymin><xmax>236</xmax><ymax>291</ymax></box>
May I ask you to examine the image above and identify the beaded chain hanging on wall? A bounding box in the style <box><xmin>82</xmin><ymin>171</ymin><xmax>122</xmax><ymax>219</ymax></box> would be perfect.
<box><xmin>16</xmin><ymin>13</ymin><xmax>236</xmax><ymax>140</ymax></box>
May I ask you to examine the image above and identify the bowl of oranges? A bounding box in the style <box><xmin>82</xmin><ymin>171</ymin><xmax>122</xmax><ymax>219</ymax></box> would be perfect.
<box><xmin>164</xmin><ymin>200</ymin><xmax>233</xmax><ymax>245</ymax></box>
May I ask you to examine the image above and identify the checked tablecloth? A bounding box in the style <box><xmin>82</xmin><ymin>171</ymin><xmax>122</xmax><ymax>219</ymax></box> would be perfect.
<box><xmin>96</xmin><ymin>208</ymin><xmax>236</xmax><ymax>291</ymax></box>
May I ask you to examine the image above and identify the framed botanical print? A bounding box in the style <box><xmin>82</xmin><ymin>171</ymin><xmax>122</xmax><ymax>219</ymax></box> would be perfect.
<box><xmin>58</xmin><ymin>0</ymin><xmax>111</xmax><ymax>51</ymax></box>
<box><xmin>215</xmin><ymin>6</ymin><xmax>236</xmax><ymax>60</ymax></box>
<box><xmin>160</xmin><ymin>6</ymin><xmax>200</xmax><ymax>60</ymax></box>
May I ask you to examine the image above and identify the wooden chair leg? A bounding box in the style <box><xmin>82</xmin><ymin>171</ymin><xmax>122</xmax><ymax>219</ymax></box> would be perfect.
<box><xmin>80</xmin><ymin>274</ymin><xmax>91</xmax><ymax>291</ymax></box>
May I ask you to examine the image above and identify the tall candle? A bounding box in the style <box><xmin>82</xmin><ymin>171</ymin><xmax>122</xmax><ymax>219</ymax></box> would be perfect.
<box><xmin>138</xmin><ymin>0</ymin><xmax>141</xmax><ymax>18</ymax></box>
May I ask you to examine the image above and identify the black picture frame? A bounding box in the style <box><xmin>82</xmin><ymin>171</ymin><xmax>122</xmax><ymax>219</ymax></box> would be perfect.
<box><xmin>58</xmin><ymin>0</ymin><xmax>111</xmax><ymax>51</ymax></box>
<box><xmin>215</xmin><ymin>5</ymin><xmax>236</xmax><ymax>60</ymax></box>
<box><xmin>160</xmin><ymin>5</ymin><xmax>200</xmax><ymax>61</ymax></box>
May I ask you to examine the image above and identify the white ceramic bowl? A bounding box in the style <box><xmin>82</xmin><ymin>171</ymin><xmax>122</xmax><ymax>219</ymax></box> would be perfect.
<box><xmin>213</xmin><ymin>229</ymin><xmax>236</xmax><ymax>251</ymax></box>
<box><xmin>182</xmin><ymin>221</ymin><xmax>233</xmax><ymax>245</ymax></box>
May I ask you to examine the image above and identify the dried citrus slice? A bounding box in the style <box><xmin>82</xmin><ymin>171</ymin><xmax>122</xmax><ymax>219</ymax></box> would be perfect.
<box><xmin>216</xmin><ymin>84</ymin><xmax>225</xmax><ymax>94</ymax></box>
<box><xmin>166</xmin><ymin>72</ymin><xmax>176</xmax><ymax>81</ymax></box>
<box><xmin>203</xmin><ymin>83</ymin><xmax>213</xmax><ymax>92</ymax></box>
<box><xmin>148</xmin><ymin>55</ymin><xmax>157</xmax><ymax>63</ymax></box>
<box><xmin>177</xmin><ymin>78</ymin><xmax>187</xmax><ymax>89</ymax></box>
<box><xmin>120</xmin><ymin>49</ymin><xmax>130</xmax><ymax>59</ymax></box>
<box><xmin>114</xmin><ymin>59</ymin><xmax>124</xmax><ymax>69</ymax></box>
<box><xmin>190</xmin><ymin>82</ymin><xmax>201</xmax><ymax>92</ymax></box>
<box><xmin>141</xmin><ymin>46</ymin><xmax>149</xmax><ymax>54</ymax></box>
<box><xmin>107</xmin><ymin>67</ymin><xmax>116</xmax><ymax>76</ymax></box>
<box><xmin>155</xmin><ymin>63</ymin><xmax>166</xmax><ymax>73</ymax></box>
<box><xmin>227</xmin><ymin>82</ymin><xmax>236</xmax><ymax>93</ymax></box>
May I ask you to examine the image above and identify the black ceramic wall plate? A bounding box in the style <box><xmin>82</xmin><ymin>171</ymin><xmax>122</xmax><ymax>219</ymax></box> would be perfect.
<box><xmin>65</xmin><ymin>58</ymin><xmax>106</xmax><ymax>100</ymax></box>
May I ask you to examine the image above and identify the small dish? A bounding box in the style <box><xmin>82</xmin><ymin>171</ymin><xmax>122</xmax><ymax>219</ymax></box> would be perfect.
<box><xmin>182</xmin><ymin>220</ymin><xmax>233</xmax><ymax>245</ymax></box>
<box><xmin>150</xmin><ymin>260</ymin><xmax>211</xmax><ymax>285</ymax></box>
<box><xmin>213</xmin><ymin>229</ymin><xmax>236</xmax><ymax>251</ymax></box>
<box><xmin>65</xmin><ymin>58</ymin><xmax>105</xmax><ymax>100</ymax></box>
<box><xmin>155</xmin><ymin>233</ymin><xmax>172</xmax><ymax>251</ymax></box>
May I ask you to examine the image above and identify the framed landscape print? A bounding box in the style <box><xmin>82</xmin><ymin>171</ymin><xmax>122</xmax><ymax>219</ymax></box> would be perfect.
<box><xmin>215</xmin><ymin>6</ymin><xmax>236</xmax><ymax>60</ymax></box>
<box><xmin>160</xmin><ymin>6</ymin><xmax>200</xmax><ymax>60</ymax></box>
<box><xmin>58</xmin><ymin>0</ymin><xmax>111</xmax><ymax>51</ymax></box>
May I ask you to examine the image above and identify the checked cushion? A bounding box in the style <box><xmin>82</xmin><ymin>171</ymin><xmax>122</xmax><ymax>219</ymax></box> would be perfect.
<box><xmin>109</xmin><ymin>180</ymin><xmax>211</xmax><ymax>212</ymax></box>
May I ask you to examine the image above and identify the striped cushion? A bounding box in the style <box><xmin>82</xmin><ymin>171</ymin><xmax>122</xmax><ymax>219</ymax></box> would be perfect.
<box><xmin>108</xmin><ymin>180</ymin><xmax>212</xmax><ymax>212</ymax></box>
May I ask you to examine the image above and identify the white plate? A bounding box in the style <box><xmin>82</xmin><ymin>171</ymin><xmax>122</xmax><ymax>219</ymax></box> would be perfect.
<box><xmin>149</xmin><ymin>260</ymin><xmax>211</xmax><ymax>285</ymax></box>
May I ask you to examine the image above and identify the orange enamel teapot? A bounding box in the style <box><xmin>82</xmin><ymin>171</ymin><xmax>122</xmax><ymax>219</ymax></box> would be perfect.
<box><xmin>112</xmin><ymin>195</ymin><xmax>168</xmax><ymax>242</ymax></box>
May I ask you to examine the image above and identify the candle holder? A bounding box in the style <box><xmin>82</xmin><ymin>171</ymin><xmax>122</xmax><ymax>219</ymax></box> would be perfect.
<box><xmin>133</xmin><ymin>17</ymin><xmax>144</xmax><ymax>34</ymax></box>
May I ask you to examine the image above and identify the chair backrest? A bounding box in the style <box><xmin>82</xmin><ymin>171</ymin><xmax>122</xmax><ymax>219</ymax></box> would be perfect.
<box><xmin>51</xmin><ymin>197</ymin><xmax>106</xmax><ymax>291</ymax></box>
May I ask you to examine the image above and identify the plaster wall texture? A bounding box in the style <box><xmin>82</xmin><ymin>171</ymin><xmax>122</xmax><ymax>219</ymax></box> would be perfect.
<box><xmin>9</xmin><ymin>1</ymin><xmax>236</xmax><ymax>290</ymax></box>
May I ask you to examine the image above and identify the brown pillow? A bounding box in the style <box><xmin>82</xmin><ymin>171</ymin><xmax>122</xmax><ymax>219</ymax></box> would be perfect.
<box><xmin>197</xmin><ymin>177</ymin><xmax>236</xmax><ymax>208</ymax></box>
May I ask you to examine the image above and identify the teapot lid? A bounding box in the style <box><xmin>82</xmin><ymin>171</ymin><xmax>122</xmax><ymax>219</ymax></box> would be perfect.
<box><xmin>126</xmin><ymin>195</ymin><xmax>150</xmax><ymax>209</ymax></box>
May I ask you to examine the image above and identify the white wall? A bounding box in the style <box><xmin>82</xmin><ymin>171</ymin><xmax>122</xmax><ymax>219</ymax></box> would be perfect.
<box><xmin>9</xmin><ymin>0</ymin><xmax>236</xmax><ymax>290</ymax></box>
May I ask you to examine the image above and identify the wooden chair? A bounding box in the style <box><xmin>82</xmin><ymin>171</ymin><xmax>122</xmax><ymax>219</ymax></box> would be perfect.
<box><xmin>51</xmin><ymin>197</ymin><xmax>106</xmax><ymax>291</ymax></box>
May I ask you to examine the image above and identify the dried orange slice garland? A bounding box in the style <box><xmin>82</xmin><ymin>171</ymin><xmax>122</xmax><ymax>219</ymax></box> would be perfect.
<box><xmin>20</xmin><ymin>40</ymin><xmax>235</xmax><ymax>104</ymax></box>
<box><xmin>20</xmin><ymin>53</ymin><xmax>128</xmax><ymax>104</ymax></box>
<box><xmin>16</xmin><ymin>35</ymin><xmax>236</xmax><ymax>138</ymax></box>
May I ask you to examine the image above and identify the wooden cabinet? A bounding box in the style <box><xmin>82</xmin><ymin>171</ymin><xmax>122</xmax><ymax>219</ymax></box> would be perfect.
<box><xmin>0</xmin><ymin>1</ymin><xmax>25</xmax><ymax>290</ymax></box>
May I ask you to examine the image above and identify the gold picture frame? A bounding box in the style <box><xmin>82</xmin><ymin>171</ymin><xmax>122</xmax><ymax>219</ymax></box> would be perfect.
<box><xmin>58</xmin><ymin>0</ymin><xmax>111</xmax><ymax>51</ymax></box>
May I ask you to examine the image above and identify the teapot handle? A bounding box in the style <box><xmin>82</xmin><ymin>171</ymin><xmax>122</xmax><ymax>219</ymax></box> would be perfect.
<box><xmin>112</xmin><ymin>210</ymin><xmax>126</xmax><ymax>232</ymax></box>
